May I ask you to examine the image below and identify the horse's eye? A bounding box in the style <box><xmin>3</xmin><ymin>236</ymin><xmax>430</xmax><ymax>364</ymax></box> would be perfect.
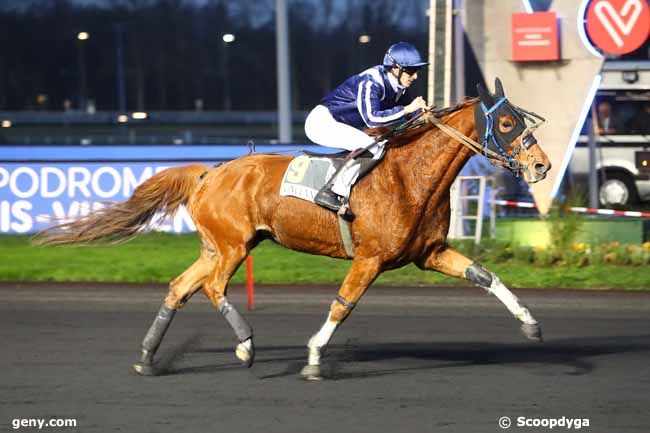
<box><xmin>499</xmin><ymin>115</ymin><xmax>515</xmax><ymax>133</ymax></box>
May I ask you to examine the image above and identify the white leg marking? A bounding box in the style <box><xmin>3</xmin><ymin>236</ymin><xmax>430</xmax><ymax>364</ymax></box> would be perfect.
<box><xmin>307</xmin><ymin>312</ymin><xmax>339</xmax><ymax>366</ymax></box>
<box><xmin>486</xmin><ymin>275</ymin><xmax>537</xmax><ymax>325</ymax></box>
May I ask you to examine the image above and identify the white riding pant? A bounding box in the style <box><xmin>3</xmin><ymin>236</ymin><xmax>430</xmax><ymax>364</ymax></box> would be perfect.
<box><xmin>305</xmin><ymin>105</ymin><xmax>385</xmax><ymax>198</ymax></box>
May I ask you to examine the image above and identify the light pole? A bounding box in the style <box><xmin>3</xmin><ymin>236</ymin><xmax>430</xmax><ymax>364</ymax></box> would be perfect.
<box><xmin>77</xmin><ymin>31</ymin><xmax>89</xmax><ymax>111</ymax></box>
<box><xmin>221</xmin><ymin>33</ymin><xmax>235</xmax><ymax>111</ymax></box>
<box><xmin>276</xmin><ymin>0</ymin><xmax>292</xmax><ymax>143</ymax></box>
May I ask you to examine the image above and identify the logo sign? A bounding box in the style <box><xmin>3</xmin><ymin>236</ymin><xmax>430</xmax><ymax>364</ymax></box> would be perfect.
<box><xmin>585</xmin><ymin>0</ymin><xmax>650</xmax><ymax>55</ymax></box>
<box><xmin>511</xmin><ymin>12</ymin><xmax>560</xmax><ymax>61</ymax></box>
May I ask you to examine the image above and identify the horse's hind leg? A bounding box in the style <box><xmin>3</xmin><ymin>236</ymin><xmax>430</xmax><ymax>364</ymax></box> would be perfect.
<box><xmin>202</xmin><ymin>243</ymin><xmax>255</xmax><ymax>367</ymax></box>
<box><xmin>132</xmin><ymin>252</ymin><xmax>214</xmax><ymax>376</ymax></box>
<box><xmin>417</xmin><ymin>245</ymin><xmax>543</xmax><ymax>341</ymax></box>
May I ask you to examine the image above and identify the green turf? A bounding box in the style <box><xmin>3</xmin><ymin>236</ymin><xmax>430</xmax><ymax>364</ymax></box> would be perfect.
<box><xmin>0</xmin><ymin>233</ymin><xmax>648</xmax><ymax>289</ymax></box>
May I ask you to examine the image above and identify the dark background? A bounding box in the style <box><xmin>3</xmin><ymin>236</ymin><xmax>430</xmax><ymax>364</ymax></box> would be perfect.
<box><xmin>0</xmin><ymin>0</ymin><xmax>431</xmax><ymax>111</ymax></box>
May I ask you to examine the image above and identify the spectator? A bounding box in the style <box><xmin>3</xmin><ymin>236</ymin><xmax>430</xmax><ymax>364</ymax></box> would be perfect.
<box><xmin>596</xmin><ymin>100</ymin><xmax>623</xmax><ymax>134</ymax></box>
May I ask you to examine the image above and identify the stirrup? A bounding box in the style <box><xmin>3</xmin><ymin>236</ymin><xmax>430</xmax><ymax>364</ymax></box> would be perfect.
<box><xmin>314</xmin><ymin>187</ymin><xmax>343</xmax><ymax>212</ymax></box>
<box><xmin>314</xmin><ymin>187</ymin><xmax>355</xmax><ymax>220</ymax></box>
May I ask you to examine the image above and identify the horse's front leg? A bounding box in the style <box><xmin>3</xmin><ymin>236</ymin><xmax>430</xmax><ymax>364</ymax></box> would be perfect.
<box><xmin>416</xmin><ymin>245</ymin><xmax>542</xmax><ymax>341</ymax></box>
<box><xmin>301</xmin><ymin>257</ymin><xmax>382</xmax><ymax>380</ymax></box>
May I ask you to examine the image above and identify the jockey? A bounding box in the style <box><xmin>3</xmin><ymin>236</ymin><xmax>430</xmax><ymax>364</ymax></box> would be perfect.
<box><xmin>304</xmin><ymin>41</ymin><xmax>428</xmax><ymax>215</ymax></box>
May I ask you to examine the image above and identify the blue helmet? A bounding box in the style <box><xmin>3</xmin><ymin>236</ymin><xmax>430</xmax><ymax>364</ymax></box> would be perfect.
<box><xmin>383</xmin><ymin>42</ymin><xmax>428</xmax><ymax>69</ymax></box>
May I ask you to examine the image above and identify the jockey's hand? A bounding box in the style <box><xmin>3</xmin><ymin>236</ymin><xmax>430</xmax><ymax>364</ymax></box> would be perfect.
<box><xmin>404</xmin><ymin>96</ymin><xmax>428</xmax><ymax>114</ymax></box>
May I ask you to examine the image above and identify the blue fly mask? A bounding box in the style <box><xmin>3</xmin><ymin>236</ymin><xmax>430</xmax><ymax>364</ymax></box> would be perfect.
<box><xmin>473</xmin><ymin>78</ymin><xmax>545</xmax><ymax>172</ymax></box>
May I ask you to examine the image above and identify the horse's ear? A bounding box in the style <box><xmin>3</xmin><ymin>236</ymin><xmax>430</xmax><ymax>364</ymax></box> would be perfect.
<box><xmin>476</xmin><ymin>83</ymin><xmax>493</xmax><ymax>106</ymax></box>
<box><xmin>494</xmin><ymin>77</ymin><xmax>505</xmax><ymax>98</ymax></box>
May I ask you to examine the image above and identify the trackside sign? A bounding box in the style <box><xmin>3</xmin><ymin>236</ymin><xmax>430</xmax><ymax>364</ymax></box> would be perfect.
<box><xmin>511</xmin><ymin>11</ymin><xmax>560</xmax><ymax>61</ymax></box>
<box><xmin>0</xmin><ymin>144</ymin><xmax>323</xmax><ymax>234</ymax></box>
<box><xmin>0</xmin><ymin>163</ymin><xmax>196</xmax><ymax>234</ymax></box>
<box><xmin>585</xmin><ymin>0</ymin><xmax>650</xmax><ymax>55</ymax></box>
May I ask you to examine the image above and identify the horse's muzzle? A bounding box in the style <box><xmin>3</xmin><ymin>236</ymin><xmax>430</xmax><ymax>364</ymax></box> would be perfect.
<box><xmin>522</xmin><ymin>160</ymin><xmax>551</xmax><ymax>183</ymax></box>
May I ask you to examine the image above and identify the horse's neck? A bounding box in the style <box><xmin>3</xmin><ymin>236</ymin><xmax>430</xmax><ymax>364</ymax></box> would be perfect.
<box><xmin>385</xmin><ymin>110</ymin><xmax>476</xmax><ymax>205</ymax></box>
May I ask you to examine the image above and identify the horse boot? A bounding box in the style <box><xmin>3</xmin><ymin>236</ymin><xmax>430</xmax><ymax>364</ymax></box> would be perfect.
<box><xmin>132</xmin><ymin>303</ymin><xmax>176</xmax><ymax>376</ymax></box>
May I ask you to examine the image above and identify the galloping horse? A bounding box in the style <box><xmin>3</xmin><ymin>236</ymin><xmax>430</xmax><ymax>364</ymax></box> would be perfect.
<box><xmin>35</xmin><ymin>79</ymin><xmax>551</xmax><ymax>380</ymax></box>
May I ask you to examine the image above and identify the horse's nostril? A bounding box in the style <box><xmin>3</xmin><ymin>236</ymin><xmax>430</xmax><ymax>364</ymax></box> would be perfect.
<box><xmin>534</xmin><ymin>163</ymin><xmax>547</xmax><ymax>174</ymax></box>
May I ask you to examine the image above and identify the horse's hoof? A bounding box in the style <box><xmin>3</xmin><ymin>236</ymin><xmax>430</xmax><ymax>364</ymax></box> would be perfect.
<box><xmin>132</xmin><ymin>362</ymin><xmax>157</xmax><ymax>376</ymax></box>
<box><xmin>521</xmin><ymin>323</ymin><xmax>543</xmax><ymax>342</ymax></box>
<box><xmin>235</xmin><ymin>340</ymin><xmax>255</xmax><ymax>368</ymax></box>
<box><xmin>301</xmin><ymin>364</ymin><xmax>323</xmax><ymax>381</ymax></box>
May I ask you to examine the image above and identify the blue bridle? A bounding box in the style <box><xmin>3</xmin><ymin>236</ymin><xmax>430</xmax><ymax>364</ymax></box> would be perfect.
<box><xmin>480</xmin><ymin>97</ymin><xmax>520</xmax><ymax>168</ymax></box>
<box><xmin>479</xmin><ymin>97</ymin><xmax>546</xmax><ymax>172</ymax></box>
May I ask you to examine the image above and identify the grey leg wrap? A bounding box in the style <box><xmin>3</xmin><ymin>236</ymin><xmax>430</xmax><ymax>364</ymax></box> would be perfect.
<box><xmin>335</xmin><ymin>295</ymin><xmax>356</xmax><ymax>310</ymax></box>
<box><xmin>465</xmin><ymin>262</ymin><xmax>493</xmax><ymax>288</ymax></box>
<box><xmin>218</xmin><ymin>298</ymin><xmax>253</xmax><ymax>342</ymax></box>
<box><xmin>140</xmin><ymin>304</ymin><xmax>176</xmax><ymax>364</ymax></box>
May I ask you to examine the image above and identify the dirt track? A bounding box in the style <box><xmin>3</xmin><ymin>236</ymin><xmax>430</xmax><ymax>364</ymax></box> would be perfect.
<box><xmin>1</xmin><ymin>283</ymin><xmax>649</xmax><ymax>432</ymax></box>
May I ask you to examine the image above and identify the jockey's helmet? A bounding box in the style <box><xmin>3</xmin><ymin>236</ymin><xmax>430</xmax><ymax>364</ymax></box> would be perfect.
<box><xmin>383</xmin><ymin>42</ymin><xmax>428</xmax><ymax>69</ymax></box>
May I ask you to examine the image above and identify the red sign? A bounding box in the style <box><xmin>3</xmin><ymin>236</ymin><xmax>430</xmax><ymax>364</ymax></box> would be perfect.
<box><xmin>585</xmin><ymin>0</ymin><xmax>650</xmax><ymax>55</ymax></box>
<box><xmin>511</xmin><ymin>12</ymin><xmax>560</xmax><ymax>61</ymax></box>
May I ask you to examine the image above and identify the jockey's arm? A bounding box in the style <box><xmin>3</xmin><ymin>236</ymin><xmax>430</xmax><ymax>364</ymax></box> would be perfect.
<box><xmin>358</xmin><ymin>79</ymin><xmax>407</xmax><ymax>128</ymax></box>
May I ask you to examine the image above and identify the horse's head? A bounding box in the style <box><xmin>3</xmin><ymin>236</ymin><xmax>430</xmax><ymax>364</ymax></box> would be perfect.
<box><xmin>474</xmin><ymin>78</ymin><xmax>551</xmax><ymax>183</ymax></box>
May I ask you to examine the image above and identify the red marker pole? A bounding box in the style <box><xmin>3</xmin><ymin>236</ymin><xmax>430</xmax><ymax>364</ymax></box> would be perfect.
<box><xmin>246</xmin><ymin>256</ymin><xmax>254</xmax><ymax>311</ymax></box>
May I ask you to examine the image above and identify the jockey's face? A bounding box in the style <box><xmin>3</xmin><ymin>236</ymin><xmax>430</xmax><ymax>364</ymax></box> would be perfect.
<box><xmin>391</xmin><ymin>66</ymin><xmax>420</xmax><ymax>88</ymax></box>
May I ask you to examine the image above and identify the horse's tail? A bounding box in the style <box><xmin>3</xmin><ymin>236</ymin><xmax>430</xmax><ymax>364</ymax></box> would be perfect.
<box><xmin>33</xmin><ymin>164</ymin><xmax>208</xmax><ymax>246</ymax></box>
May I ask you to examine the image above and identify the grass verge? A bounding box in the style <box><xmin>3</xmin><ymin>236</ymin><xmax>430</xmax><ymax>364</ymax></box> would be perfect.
<box><xmin>1</xmin><ymin>233</ymin><xmax>648</xmax><ymax>289</ymax></box>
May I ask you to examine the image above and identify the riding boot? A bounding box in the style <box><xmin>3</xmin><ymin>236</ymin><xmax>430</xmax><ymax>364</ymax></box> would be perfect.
<box><xmin>314</xmin><ymin>159</ymin><xmax>357</xmax><ymax>213</ymax></box>
<box><xmin>315</xmin><ymin>155</ymin><xmax>385</xmax><ymax>219</ymax></box>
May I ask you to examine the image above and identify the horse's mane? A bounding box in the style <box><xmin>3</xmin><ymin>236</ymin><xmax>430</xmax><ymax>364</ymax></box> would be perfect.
<box><xmin>367</xmin><ymin>96</ymin><xmax>479</xmax><ymax>144</ymax></box>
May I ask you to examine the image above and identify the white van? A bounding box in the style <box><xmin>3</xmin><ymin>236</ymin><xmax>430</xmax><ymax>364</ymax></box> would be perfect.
<box><xmin>569</xmin><ymin>61</ymin><xmax>650</xmax><ymax>208</ymax></box>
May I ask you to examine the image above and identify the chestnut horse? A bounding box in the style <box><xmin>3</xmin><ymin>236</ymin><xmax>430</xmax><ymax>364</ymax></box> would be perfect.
<box><xmin>35</xmin><ymin>79</ymin><xmax>551</xmax><ymax>380</ymax></box>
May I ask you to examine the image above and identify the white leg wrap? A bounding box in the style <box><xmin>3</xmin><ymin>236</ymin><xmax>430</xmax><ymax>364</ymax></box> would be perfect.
<box><xmin>307</xmin><ymin>313</ymin><xmax>339</xmax><ymax>366</ymax></box>
<box><xmin>486</xmin><ymin>275</ymin><xmax>537</xmax><ymax>325</ymax></box>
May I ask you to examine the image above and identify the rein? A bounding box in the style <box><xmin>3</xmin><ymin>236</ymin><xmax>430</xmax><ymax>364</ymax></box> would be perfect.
<box><xmin>427</xmin><ymin>113</ymin><xmax>513</xmax><ymax>169</ymax></box>
<box><xmin>426</xmin><ymin>101</ymin><xmax>545</xmax><ymax>172</ymax></box>
<box><xmin>342</xmin><ymin>110</ymin><xmax>432</xmax><ymax>161</ymax></box>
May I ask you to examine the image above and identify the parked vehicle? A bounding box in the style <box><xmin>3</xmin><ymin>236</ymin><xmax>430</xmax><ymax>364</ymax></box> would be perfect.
<box><xmin>570</xmin><ymin>61</ymin><xmax>650</xmax><ymax>207</ymax></box>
